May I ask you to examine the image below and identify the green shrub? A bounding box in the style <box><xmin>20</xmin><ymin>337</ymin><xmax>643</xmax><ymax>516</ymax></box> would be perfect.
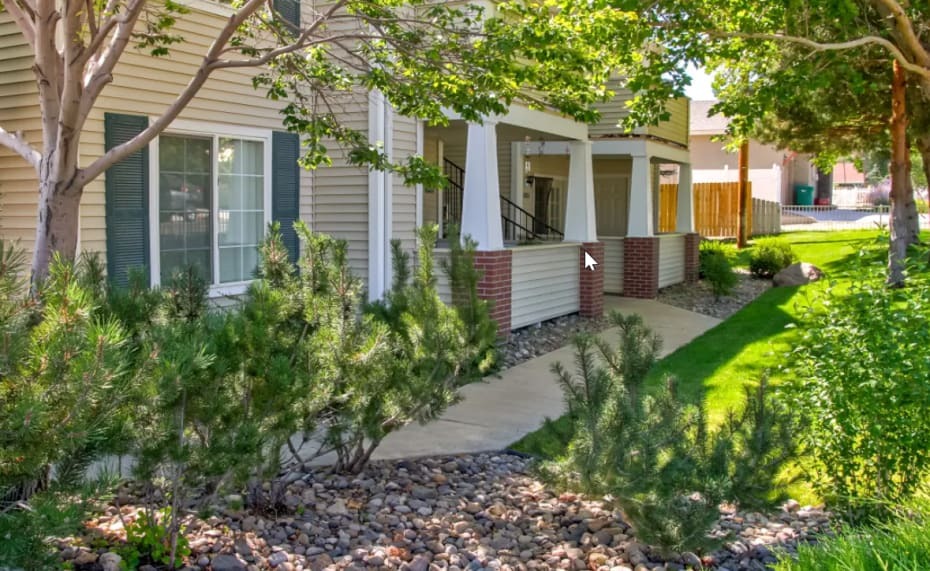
<box><xmin>545</xmin><ymin>312</ymin><xmax>800</xmax><ymax>554</ymax></box>
<box><xmin>749</xmin><ymin>237</ymin><xmax>796</xmax><ymax>278</ymax></box>
<box><xmin>774</xmin><ymin>494</ymin><xmax>930</xmax><ymax>570</ymax></box>
<box><xmin>1</xmin><ymin>222</ymin><xmax>496</xmax><ymax>565</ymax></box>
<box><xmin>790</xmin><ymin>262</ymin><xmax>930</xmax><ymax>518</ymax></box>
<box><xmin>700</xmin><ymin>241</ymin><xmax>738</xmax><ymax>297</ymax></box>
<box><xmin>118</xmin><ymin>508</ymin><xmax>191</xmax><ymax>569</ymax></box>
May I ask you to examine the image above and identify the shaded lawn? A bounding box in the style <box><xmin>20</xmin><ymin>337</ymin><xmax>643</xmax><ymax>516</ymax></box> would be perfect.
<box><xmin>511</xmin><ymin>230</ymin><xmax>912</xmax><ymax>500</ymax></box>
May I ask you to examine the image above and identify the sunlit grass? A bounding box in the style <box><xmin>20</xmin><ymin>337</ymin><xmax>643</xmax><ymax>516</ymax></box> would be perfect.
<box><xmin>774</xmin><ymin>494</ymin><xmax>930</xmax><ymax>571</ymax></box>
<box><xmin>511</xmin><ymin>230</ymin><xmax>912</xmax><ymax>504</ymax></box>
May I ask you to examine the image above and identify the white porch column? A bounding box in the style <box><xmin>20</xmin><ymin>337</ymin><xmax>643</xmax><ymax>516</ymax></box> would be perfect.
<box><xmin>564</xmin><ymin>140</ymin><xmax>597</xmax><ymax>242</ymax></box>
<box><xmin>676</xmin><ymin>163</ymin><xmax>694</xmax><ymax>233</ymax></box>
<box><xmin>461</xmin><ymin>120</ymin><xmax>504</xmax><ymax>250</ymax></box>
<box><xmin>628</xmin><ymin>155</ymin><xmax>654</xmax><ymax>237</ymax></box>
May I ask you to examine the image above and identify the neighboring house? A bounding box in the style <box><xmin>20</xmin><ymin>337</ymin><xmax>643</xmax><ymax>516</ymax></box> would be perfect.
<box><xmin>0</xmin><ymin>4</ymin><xmax>699</xmax><ymax>338</ymax></box>
<box><xmin>689</xmin><ymin>100</ymin><xmax>817</xmax><ymax>204</ymax></box>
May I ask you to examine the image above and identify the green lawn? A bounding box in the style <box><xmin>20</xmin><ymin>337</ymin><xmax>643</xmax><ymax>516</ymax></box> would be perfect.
<box><xmin>510</xmin><ymin>230</ymin><xmax>905</xmax><ymax>500</ymax></box>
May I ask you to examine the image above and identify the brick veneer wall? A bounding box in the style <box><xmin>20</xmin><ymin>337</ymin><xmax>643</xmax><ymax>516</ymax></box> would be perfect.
<box><xmin>684</xmin><ymin>232</ymin><xmax>701</xmax><ymax>283</ymax></box>
<box><xmin>473</xmin><ymin>250</ymin><xmax>513</xmax><ymax>339</ymax></box>
<box><xmin>622</xmin><ymin>237</ymin><xmax>660</xmax><ymax>299</ymax></box>
<box><xmin>580</xmin><ymin>242</ymin><xmax>604</xmax><ymax>317</ymax></box>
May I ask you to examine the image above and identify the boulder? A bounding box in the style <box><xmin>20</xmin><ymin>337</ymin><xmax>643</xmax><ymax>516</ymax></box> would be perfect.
<box><xmin>210</xmin><ymin>554</ymin><xmax>247</xmax><ymax>571</ymax></box>
<box><xmin>773</xmin><ymin>263</ymin><xmax>823</xmax><ymax>287</ymax></box>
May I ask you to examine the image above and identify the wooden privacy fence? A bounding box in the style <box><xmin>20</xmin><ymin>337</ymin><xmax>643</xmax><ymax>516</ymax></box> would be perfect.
<box><xmin>659</xmin><ymin>181</ymin><xmax>778</xmax><ymax>238</ymax></box>
<box><xmin>658</xmin><ymin>184</ymin><xmax>678</xmax><ymax>233</ymax></box>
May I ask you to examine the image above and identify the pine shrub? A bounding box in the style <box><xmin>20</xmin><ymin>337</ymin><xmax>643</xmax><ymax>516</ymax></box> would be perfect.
<box><xmin>699</xmin><ymin>241</ymin><xmax>738</xmax><ymax>297</ymax></box>
<box><xmin>749</xmin><ymin>237</ymin><xmax>796</xmax><ymax>278</ymax></box>
<box><xmin>547</xmin><ymin>312</ymin><xmax>800</xmax><ymax>554</ymax></box>
<box><xmin>0</xmin><ymin>245</ymin><xmax>137</xmax><ymax>567</ymax></box>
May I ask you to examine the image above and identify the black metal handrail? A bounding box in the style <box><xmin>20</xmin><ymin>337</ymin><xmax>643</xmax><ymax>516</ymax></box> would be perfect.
<box><xmin>500</xmin><ymin>194</ymin><xmax>564</xmax><ymax>241</ymax></box>
<box><xmin>441</xmin><ymin>158</ymin><xmax>464</xmax><ymax>237</ymax></box>
<box><xmin>441</xmin><ymin>158</ymin><xmax>564</xmax><ymax>242</ymax></box>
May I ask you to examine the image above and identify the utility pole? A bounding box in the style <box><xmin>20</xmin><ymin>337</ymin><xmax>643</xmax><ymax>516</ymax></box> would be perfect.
<box><xmin>737</xmin><ymin>140</ymin><xmax>751</xmax><ymax>248</ymax></box>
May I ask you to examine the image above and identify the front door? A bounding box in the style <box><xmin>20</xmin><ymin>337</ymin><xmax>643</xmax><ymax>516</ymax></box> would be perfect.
<box><xmin>533</xmin><ymin>177</ymin><xmax>553</xmax><ymax>235</ymax></box>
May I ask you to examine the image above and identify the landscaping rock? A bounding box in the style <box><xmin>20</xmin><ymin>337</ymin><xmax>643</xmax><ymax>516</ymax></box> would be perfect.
<box><xmin>211</xmin><ymin>554</ymin><xmax>248</xmax><ymax>571</ymax></box>
<box><xmin>658</xmin><ymin>270</ymin><xmax>771</xmax><ymax>319</ymax></box>
<box><xmin>773</xmin><ymin>262</ymin><xmax>824</xmax><ymax>287</ymax></box>
<box><xmin>500</xmin><ymin>314</ymin><xmax>610</xmax><ymax>369</ymax></box>
<box><xmin>60</xmin><ymin>453</ymin><xmax>833</xmax><ymax>571</ymax></box>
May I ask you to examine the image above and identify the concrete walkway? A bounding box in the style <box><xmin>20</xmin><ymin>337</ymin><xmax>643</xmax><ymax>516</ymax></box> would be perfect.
<box><xmin>368</xmin><ymin>297</ymin><xmax>721</xmax><ymax>460</ymax></box>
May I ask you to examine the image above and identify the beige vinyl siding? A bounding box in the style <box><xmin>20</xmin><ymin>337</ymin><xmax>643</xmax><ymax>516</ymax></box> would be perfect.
<box><xmin>601</xmin><ymin>237</ymin><xmax>624</xmax><ymax>294</ymax></box>
<box><xmin>590</xmin><ymin>81</ymin><xmax>689</xmax><ymax>149</ymax></box>
<box><xmin>589</xmin><ymin>80</ymin><xmax>633</xmax><ymax>138</ymax></box>
<box><xmin>510</xmin><ymin>243</ymin><xmax>579</xmax><ymax>329</ymax></box>
<box><xmin>302</xmin><ymin>1</ymin><xmax>372</xmax><ymax>281</ymax></box>
<box><xmin>304</xmin><ymin>91</ymin><xmax>371</xmax><ymax>281</ymax></box>
<box><xmin>647</xmin><ymin>98</ymin><xmax>689</xmax><ymax>148</ymax></box>
<box><xmin>392</xmin><ymin>114</ymin><xmax>418</xmax><ymax>254</ymax></box>
<box><xmin>0</xmin><ymin>13</ymin><xmax>41</xmax><ymax>248</ymax></box>
<box><xmin>1</xmin><ymin>6</ymin><xmax>295</xmax><ymax>260</ymax></box>
<box><xmin>658</xmin><ymin>233</ymin><xmax>685</xmax><ymax>288</ymax></box>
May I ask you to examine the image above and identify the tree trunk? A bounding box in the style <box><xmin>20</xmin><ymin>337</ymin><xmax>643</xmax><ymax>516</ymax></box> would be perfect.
<box><xmin>31</xmin><ymin>177</ymin><xmax>83</xmax><ymax>283</ymax></box>
<box><xmin>889</xmin><ymin>60</ymin><xmax>910</xmax><ymax>287</ymax></box>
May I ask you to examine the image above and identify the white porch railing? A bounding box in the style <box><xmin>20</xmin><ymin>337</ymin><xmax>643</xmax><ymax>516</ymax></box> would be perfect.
<box><xmin>511</xmin><ymin>243</ymin><xmax>580</xmax><ymax>329</ymax></box>
<box><xmin>600</xmin><ymin>236</ymin><xmax>624</xmax><ymax>294</ymax></box>
<box><xmin>658</xmin><ymin>233</ymin><xmax>686</xmax><ymax>288</ymax></box>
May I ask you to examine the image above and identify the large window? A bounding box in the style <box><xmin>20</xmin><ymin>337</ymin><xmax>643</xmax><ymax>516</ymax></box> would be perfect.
<box><xmin>155</xmin><ymin>128</ymin><xmax>269</xmax><ymax>289</ymax></box>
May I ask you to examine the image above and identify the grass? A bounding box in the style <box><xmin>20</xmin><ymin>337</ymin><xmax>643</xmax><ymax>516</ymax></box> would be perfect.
<box><xmin>773</xmin><ymin>496</ymin><xmax>930</xmax><ymax>571</ymax></box>
<box><xmin>510</xmin><ymin>229</ymin><xmax>912</xmax><ymax>502</ymax></box>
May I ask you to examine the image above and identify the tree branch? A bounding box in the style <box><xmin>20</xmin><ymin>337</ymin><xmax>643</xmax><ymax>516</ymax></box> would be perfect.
<box><xmin>208</xmin><ymin>0</ymin><xmax>348</xmax><ymax>71</ymax></box>
<box><xmin>78</xmin><ymin>0</ymin><xmax>270</xmax><ymax>185</ymax></box>
<box><xmin>709</xmin><ymin>30</ymin><xmax>930</xmax><ymax>80</ymax></box>
<box><xmin>0</xmin><ymin>127</ymin><xmax>41</xmax><ymax>170</ymax></box>
<box><xmin>870</xmin><ymin>0</ymin><xmax>930</xmax><ymax>68</ymax></box>
<box><xmin>1</xmin><ymin>0</ymin><xmax>36</xmax><ymax>47</ymax></box>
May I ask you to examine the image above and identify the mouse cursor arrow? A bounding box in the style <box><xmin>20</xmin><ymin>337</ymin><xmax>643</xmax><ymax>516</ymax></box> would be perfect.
<box><xmin>583</xmin><ymin>251</ymin><xmax>599</xmax><ymax>271</ymax></box>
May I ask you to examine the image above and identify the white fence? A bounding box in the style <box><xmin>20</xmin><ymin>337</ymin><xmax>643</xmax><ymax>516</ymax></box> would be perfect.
<box><xmin>780</xmin><ymin>205</ymin><xmax>897</xmax><ymax>232</ymax></box>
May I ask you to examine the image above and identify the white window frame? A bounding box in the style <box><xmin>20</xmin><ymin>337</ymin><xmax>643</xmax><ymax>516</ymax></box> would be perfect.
<box><xmin>148</xmin><ymin>119</ymin><xmax>273</xmax><ymax>297</ymax></box>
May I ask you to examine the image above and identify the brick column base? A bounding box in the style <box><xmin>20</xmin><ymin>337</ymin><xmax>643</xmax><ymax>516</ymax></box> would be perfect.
<box><xmin>579</xmin><ymin>242</ymin><xmax>604</xmax><ymax>318</ymax></box>
<box><xmin>474</xmin><ymin>250</ymin><xmax>512</xmax><ymax>339</ymax></box>
<box><xmin>623</xmin><ymin>237</ymin><xmax>660</xmax><ymax>299</ymax></box>
<box><xmin>684</xmin><ymin>232</ymin><xmax>701</xmax><ymax>283</ymax></box>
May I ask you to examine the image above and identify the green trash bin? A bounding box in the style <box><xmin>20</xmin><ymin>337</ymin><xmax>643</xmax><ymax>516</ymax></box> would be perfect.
<box><xmin>795</xmin><ymin>185</ymin><xmax>815</xmax><ymax>206</ymax></box>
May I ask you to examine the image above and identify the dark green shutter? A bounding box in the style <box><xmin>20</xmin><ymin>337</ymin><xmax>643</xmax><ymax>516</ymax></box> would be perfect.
<box><xmin>104</xmin><ymin>113</ymin><xmax>149</xmax><ymax>288</ymax></box>
<box><xmin>272</xmin><ymin>131</ymin><xmax>300</xmax><ymax>264</ymax></box>
<box><xmin>273</xmin><ymin>0</ymin><xmax>300</xmax><ymax>29</ymax></box>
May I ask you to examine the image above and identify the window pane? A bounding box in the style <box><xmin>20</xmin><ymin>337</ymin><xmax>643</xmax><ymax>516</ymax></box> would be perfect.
<box><xmin>241</xmin><ymin>140</ymin><xmax>263</xmax><ymax>175</ymax></box>
<box><xmin>242</xmin><ymin>176</ymin><xmax>263</xmax><ymax>209</ymax></box>
<box><xmin>186</xmin><ymin>138</ymin><xmax>213</xmax><ymax>174</ymax></box>
<box><xmin>159</xmin><ymin>135</ymin><xmax>212</xmax><ymax>284</ymax></box>
<box><xmin>219</xmin><ymin>247</ymin><xmax>242</xmax><ymax>283</ymax></box>
<box><xmin>218</xmin><ymin>175</ymin><xmax>241</xmax><ymax>210</ymax></box>
<box><xmin>217</xmin><ymin>137</ymin><xmax>265</xmax><ymax>283</ymax></box>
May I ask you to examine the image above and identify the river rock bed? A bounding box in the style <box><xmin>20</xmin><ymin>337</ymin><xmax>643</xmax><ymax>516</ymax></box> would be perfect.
<box><xmin>657</xmin><ymin>273</ymin><xmax>772</xmax><ymax>320</ymax></box>
<box><xmin>61</xmin><ymin>453</ymin><xmax>831</xmax><ymax>571</ymax></box>
<box><xmin>499</xmin><ymin>315</ymin><xmax>610</xmax><ymax>369</ymax></box>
